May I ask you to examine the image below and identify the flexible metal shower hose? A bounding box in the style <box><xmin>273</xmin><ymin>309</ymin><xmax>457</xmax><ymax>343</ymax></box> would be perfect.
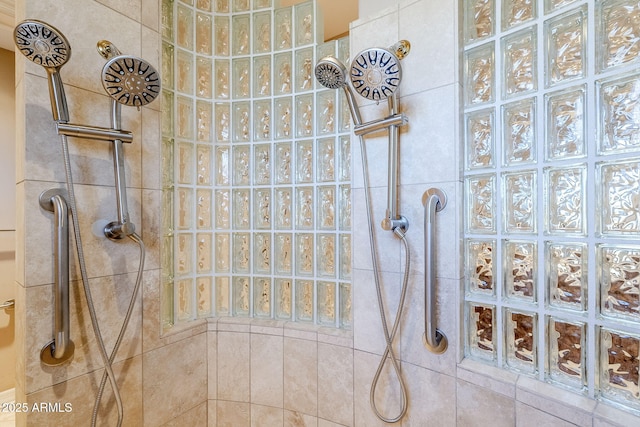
<box><xmin>358</xmin><ymin>135</ymin><xmax>410</xmax><ymax>423</ymax></box>
<box><xmin>60</xmin><ymin>134</ymin><xmax>143</xmax><ymax>427</ymax></box>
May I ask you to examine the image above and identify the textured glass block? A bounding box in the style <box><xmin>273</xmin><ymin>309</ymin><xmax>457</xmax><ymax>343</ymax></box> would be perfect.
<box><xmin>598</xmin><ymin>245</ymin><xmax>640</xmax><ymax>321</ymax></box>
<box><xmin>338</xmin><ymin>136</ymin><xmax>351</xmax><ymax>182</ymax></box>
<box><xmin>196</xmin><ymin>189</ymin><xmax>212</xmax><ymax>229</ymax></box>
<box><xmin>233</xmin><ymin>233</ymin><xmax>251</xmax><ymax>273</ymax></box>
<box><xmin>162</xmin><ymin>235</ymin><xmax>174</xmax><ymax>277</ymax></box>
<box><xmin>600</xmin><ymin>328</ymin><xmax>640</xmax><ymax>407</ymax></box>
<box><xmin>296</xmin><ymin>187</ymin><xmax>314</xmax><ymax>229</ymax></box>
<box><xmin>544</xmin><ymin>165</ymin><xmax>586</xmax><ymax>235</ymax></box>
<box><xmin>177</xmin><ymin>4</ymin><xmax>194</xmax><ymax>50</ymax></box>
<box><xmin>597</xmin><ymin>74</ymin><xmax>640</xmax><ymax>154</ymax></box>
<box><xmin>338</xmin><ymin>92</ymin><xmax>352</xmax><ymax>133</ymax></box>
<box><xmin>253</xmin><ymin>144</ymin><xmax>271</xmax><ymax>185</ymax></box>
<box><xmin>161</xmin><ymin>0</ymin><xmax>174</xmax><ymax>40</ymax></box>
<box><xmin>317</xmin><ymin>91</ymin><xmax>336</xmax><ymax>135</ymax></box>
<box><xmin>197</xmin><ymin>0</ymin><xmax>211</xmax><ymax>11</ymax></box>
<box><xmin>465</xmin><ymin>174</ymin><xmax>496</xmax><ymax>233</ymax></box>
<box><xmin>214</xmin><ymin>16</ymin><xmax>230</xmax><ymax>56</ymax></box>
<box><xmin>505</xmin><ymin>309</ymin><xmax>537</xmax><ymax>373</ymax></box>
<box><xmin>176</xmin><ymin>233</ymin><xmax>193</xmax><ymax>276</ymax></box>
<box><xmin>162</xmin><ymin>137</ymin><xmax>174</xmax><ymax>188</ymax></box>
<box><xmin>545</xmin><ymin>86</ymin><xmax>586</xmax><ymax>160</ymax></box>
<box><xmin>275</xmin><ymin>233</ymin><xmax>293</xmax><ymax>274</ymax></box>
<box><xmin>216</xmin><ymin>146</ymin><xmax>229</xmax><ymax>185</ymax></box>
<box><xmin>233</xmin><ymin>102</ymin><xmax>251</xmax><ymax>142</ymax></box>
<box><xmin>233</xmin><ymin>58</ymin><xmax>251</xmax><ymax>99</ymax></box>
<box><xmin>214</xmin><ymin>0</ymin><xmax>229</xmax><ymax>12</ymax></box>
<box><xmin>233</xmin><ymin>0</ymin><xmax>249</xmax><ymax>12</ymax></box>
<box><xmin>254</xmin><ymin>55</ymin><xmax>271</xmax><ymax>97</ymax></box>
<box><xmin>503</xmin><ymin>240</ymin><xmax>537</xmax><ymax>301</ymax></box>
<box><xmin>215</xmin><ymin>233</ymin><xmax>230</xmax><ymax>272</ymax></box>
<box><xmin>196</xmin><ymin>277</ymin><xmax>212</xmax><ymax>317</ymax></box>
<box><xmin>547</xmin><ymin>317</ymin><xmax>586</xmax><ymax>389</ymax></box>
<box><xmin>545</xmin><ymin>0</ymin><xmax>579</xmax><ymax>13</ymax></box>
<box><xmin>338</xmin><ymin>37</ymin><xmax>349</xmax><ymax>64</ymax></box>
<box><xmin>317</xmin><ymin>40</ymin><xmax>336</xmax><ymax>61</ymax></box>
<box><xmin>275</xmin><ymin>53</ymin><xmax>293</xmax><ymax>95</ymax></box>
<box><xmin>545</xmin><ymin>7</ymin><xmax>586</xmax><ymax>87</ymax></box>
<box><xmin>274</xmin><ymin>97</ymin><xmax>293</xmax><ymax>139</ymax></box>
<box><xmin>502</xmin><ymin>0</ymin><xmax>536</xmax><ymax>30</ymax></box>
<box><xmin>546</xmin><ymin>242</ymin><xmax>587</xmax><ymax>311</ymax></box>
<box><xmin>295</xmin><ymin>1</ymin><xmax>314</xmax><ymax>46</ymax></box>
<box><xmin>339</xmin><ymin>234</ymin><xmax>351</xmax><ymax>280</ymax></box>
<box><xmin>232</xmin><ymin>145</ymin><xmax>250</xmax><ymax>185</ymax></box>
<box><xmin>465</xmin><ymin>108</ymin><xmax>495</xmax><ymax>170</ymax></box>
<box><xmin>296</xmin><ymin>233</ymin><xmax>314</xmax><ymax>276</ymax></box>
<box><xmin>296</xmin><ymin>140</ymin><xmax>313</xmax><ymax>183</ymax></box>
<box><xmin>233</xmin><ymin>189</ymin><xmax>250</xmax><ymax>229</ymax></box>
<box><xmin>176</xmin><ymin>187</ymin><xmax>193</xmax><ymax>230</ymax></box>
<box><xmin>275</xmin><ymin>188</ymin><xmax>292</xmax><ymax>230</ymax></box>
<box><xmin>255</xmin><ymin>0</ymin><xmax>271</xmax><ymax>9</ymax></box>
<box><xmin>161</xmin><ymin>276</ymin><xmax>174</xmax><ymax>329</ymax></box>
<box><xmin>467</xmin><ymin>303</ymin><xmax>496</xmax><ymax>361</ymax></box>
<box><xmin>502</xmin><ymin>28</ymin><xmax>536</xmax><ymax>98</ymax></box>
<box><xmin>317</xmin><ymin>234</ymin><xmax>336</xmax><ymax>278</ymax></box>
<box><xmin>252</xmin><ymin>100</ymin><xmax>269</xmax><ymax>142</ymax></box>
<box><xmin>232</xmin><ymin>14</ymin><xmax>250</xmax><ymax>55</ymax></box>
<box><xmin>177</xmin><ymin>50</ymin><xmax>194</xmax><ymax>95</ymax></box>
<box><xmin>317</xmin><ymin>138</ymin><xmax>335</xmax><ymax>182</ymax></box>
<box><xmin>466</xmin><ymin>239</ymin><xmax>496</xmax><ymax>295</ymax></box>
<box><xmin>176</xmin><ymin>96</ymin><xmax>194</xmax><ymax>139</ymax></box>
<box><xmin>215</xmin><ymin>103</ymin><xmax>230</xmax><ymax>142</ymax></box>
<box><xmin>275</xmin><ymin>143</ymin><xmax>292</xmax><ymax>184</ymax></box>
<box><xmin>598</xmin><ymin>0</ymin><xmax>640</xmax><ymax>71</ymax></box>
<box><xmin>275</xmin><ymin>279</ymin><xmax>292</xmax><ymax>319</ymax></box>
<box><xmin>318</xmin><ymin>281</ymin><xmax>336</xmax><ymax>326</ymax></box>
<box><xmin>215</xmin><ymin>190</ymin><xmax>230</xmax><ymax>229</ymax></box>
<box><xmin>318</xmin><ymin>186</ymin><xmax>336</xmax><ymax>230</ymax></box>
<box><xmin>176</xmin><ymin>278</ymin><xmax>193</xmax><ymax>321</ymax></box>
<box><xmin>196</xmin><ymin>233</ymin><xmax>212</xmax><ymax>273</ymax></box>
<box><xmin>162</xmin><ymin>42</ymin><xmax>174</xmax><ymax>91</ymax></box>
<box><xmin>503</xmin><ymin>170</ymin><xmax>537</xmax><ymax>233</ymax></box>
<box><xmin>254</xmin><ymin>277</ymin><xmax>272</xmax><ymax>318</ymax></box>
<box><xmin>196</xmin><ymin>145</ymin><xmax>212</xmax><ymax>186</ymax></box>
<box><xmin>598</xmin><ymin>159</ymin><xmax>640</xmax><ymax>236</ymax></box>
<box><xmin>274</xmin><ymin>6</ymin><xmax>292</xmax><ymax>50</ymax></box>
<box><xmin>216</xmin><ymin>277</ymin><xmax>230</xmax><ymax>316</ymax></box>
<box><xmin>253</xmin><ymin>11</ymin><xmax>271</xmax><ymax>54</ymax></box>
<box><xmin>214</xmin><ymin>59</ymin><xmax>229</xmax><ymax>99</ymax></box>
<box><xmin>162</xmin><ymin>90</ymin><xmax>174</xmax><ymax>137</ymax></box>
<box><xmin>339</xmin><ymin>185</ymin><xmax>351</xmax><ymax>230</ymax></box>
<box><xmin>465</xmin><ymin>43</ymin><xmax>494</xmax><ymax>105</ymax></box>
<box><xmin>340</xmin><ymin>282</ymin><xmax>352</xmax><ymax>328</ymax></box>
<box><xmin>196</xmin><ymin>101</ymin><xmax>212</xmax><ymax>142</ymax></box>
<box><xmin>254</xmin><ymin>188</ymin><xmax>271</xmax><ymax>230</ymax></box>
<box><xmin>196</xmin><ymin>12</ymin><xmax>212</xmax><ymax>55</ymax></box>
<box><xmin>464</xmin><ymin>0</ymin><xmax>495</xmax><ymax>44</ymax></box>
<box><xmin>295</xmin><ymin>94</ymin><xmax>314</xmax><ymax>137</ymax></box>
<box><xmin>177</xmin><ymin>142</ymin><xmax>194</xmax><ymax>184</ymax></box>
<box><xmin>233</xmin><ymin>276</ymin><xmax>251</xmax><ymax>316</ymax></box>
<box><xmin>197</xmin><ymin>57</ymin><xmax>213</xmax><ymax>98</ymax></box>
<box><xmin>295</xmin><ymin>48</ymin><xmax>314</xmax><ymax>92</ymax></box>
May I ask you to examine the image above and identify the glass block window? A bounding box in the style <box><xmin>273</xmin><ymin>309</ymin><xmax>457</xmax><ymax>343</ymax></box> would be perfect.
<box><xmin>162</xmin><ymin>0</ymin><xmax>352</xmax><ymax>329</ymax></box>
<box><xmin>464</xmin><ymin>0</ymin><xmax>640</xmax><ymax>413</ymax></box>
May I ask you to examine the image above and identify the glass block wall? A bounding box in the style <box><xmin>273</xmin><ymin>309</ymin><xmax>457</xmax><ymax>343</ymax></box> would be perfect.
<box><xmin>463</xmin><ymin>0</ymin><xmax>640</xmax><ymax>413</ymax></box>
<box><xmin>160</xmin><ymin>0</ymin><xmax>352</xmax><ymax>329</ymax></box>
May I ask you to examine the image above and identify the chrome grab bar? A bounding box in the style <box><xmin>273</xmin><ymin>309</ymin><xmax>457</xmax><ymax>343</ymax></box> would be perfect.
<box><xmin>39</xmin><ymin>189</ymin><xmax>75</xmax><ymax>366</ymax></box>
<box><xmin>422</xmin><ymin>188</ymin><xmax>448</xmax><ymax>354</ymax></box>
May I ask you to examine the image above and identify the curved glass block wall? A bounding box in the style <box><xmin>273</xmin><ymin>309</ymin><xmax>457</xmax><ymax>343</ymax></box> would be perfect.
<box><xmin>463</xmin><ymin>0</ymin><xmax>640</xmax><ymax>413</ymax></box>
<box><xmin>161</xmin><ymin>0</ymin><xmax>352</xmax><ymax>329</ymax></box>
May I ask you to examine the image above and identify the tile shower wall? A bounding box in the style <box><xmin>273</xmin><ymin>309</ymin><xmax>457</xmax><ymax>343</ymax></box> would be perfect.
<box><xmin>161</xmin><ymin>0</ymin><xmax>353</xmax><ymax>328</ymax></box>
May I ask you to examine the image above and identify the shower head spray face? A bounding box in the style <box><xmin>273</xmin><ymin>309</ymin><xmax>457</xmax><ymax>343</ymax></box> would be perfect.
<box><xmin>102</xmin><ymin>55</ymin><xmax>160</xmax><ymax>108</ymax></box>
<box><xmin>315</xmin><ymin>56</ymin><xmax>347</xmax><ymax>89</ymax></box>
<box><xmin>350</xmin><ymin>47</ymin><xmax>402</xmax><ymax>101</ymax></box>
<box><xmin>14</xmin><ymin>19</ymin><xmax>71</xmax><ymax>122</ymax></box>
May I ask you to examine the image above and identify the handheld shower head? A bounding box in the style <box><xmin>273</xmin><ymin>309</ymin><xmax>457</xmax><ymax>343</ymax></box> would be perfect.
<box><xmin>14</xmin><ymin>19</ymin><xmax>71</xmax><ymax>122</ymax></box>
<box><xmin>101</xmin><ymin>55</ymin><xmax>160</xmax><ymax>108</ymax></box>
<box><xmin>350</xmin><ymin>47</ymin><xmax>402</xmax><ymax>101</ymax></box>
<box><xmin>315</xmin><ymin>56</ymin><xmax>362</xmax><ymax>126</ymax></box>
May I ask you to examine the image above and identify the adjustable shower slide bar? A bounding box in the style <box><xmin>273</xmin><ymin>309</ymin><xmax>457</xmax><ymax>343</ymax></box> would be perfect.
<box><xmin>422</xmin><ymin>188</ymin><xmax>448</xmax><ymax>354</ymax></box>
<box><xmin>39</xmin><ymin>189</ymin><xmax>75</xmax><ymax>366</ymax></box>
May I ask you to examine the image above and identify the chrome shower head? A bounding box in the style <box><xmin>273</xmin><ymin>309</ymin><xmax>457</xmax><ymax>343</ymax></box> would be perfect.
<box><xmin>315</xmin><ymin>56</ymin><xmax>362</xmax><ymax>126</ymax></box>
<box><xmin>14</xmin><ymin>19</ymin><xmax>71</xmax><ymax>122</ymax></box>
<box><xmin>350</xmin><ymin>47</ymin><xmax>402</xmax><ymax>101</ymax></box>
<box><xmin>101</xmin><ymin>55</ymin><xmax>160</xmax><ymax>108</ymax></box>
